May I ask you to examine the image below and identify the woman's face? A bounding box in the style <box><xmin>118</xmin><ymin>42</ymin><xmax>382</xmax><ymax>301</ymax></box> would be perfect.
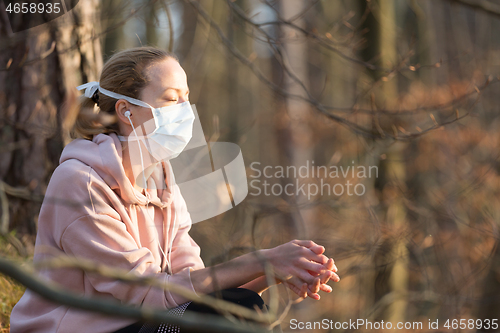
<box><xmin>141</xmin><ymin>57</ymin><xmax>190</xmax><ymax>108</ymax></box>
<box><xmin>117</xmin><ymin>57</ymin><xmax>190</xmax><ymax>134</ymax></box>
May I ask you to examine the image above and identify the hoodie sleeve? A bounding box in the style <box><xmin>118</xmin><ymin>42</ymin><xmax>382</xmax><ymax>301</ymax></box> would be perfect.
<box><xmin>60</xmin><ymin>214</ymin><xmax>200</xmax><ymax>308</ymax></box>
<box><xmin>170</xmin><ymin>224</ymin><xmax>205</xmax><ymax>275</ymax></box>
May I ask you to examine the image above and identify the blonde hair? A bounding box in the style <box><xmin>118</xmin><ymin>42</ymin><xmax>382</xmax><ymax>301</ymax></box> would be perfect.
<box><xmin>72</xmin><ymin>47</ymin><xmax>178</xmax><ymax>140</ymax></box>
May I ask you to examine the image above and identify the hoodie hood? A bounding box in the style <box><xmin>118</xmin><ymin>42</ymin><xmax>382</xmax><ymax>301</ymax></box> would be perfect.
<box><xmin>60</xmin><ymin>133</ymin><xmax>173</xmax><ymax>207</ymax></box>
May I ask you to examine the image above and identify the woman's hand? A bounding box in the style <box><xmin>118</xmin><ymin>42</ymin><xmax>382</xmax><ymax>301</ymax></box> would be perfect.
<box><xmin>283</xmin><ymin>246</ymin><xmax>339</xmax><ymax>300</ymax></box>
<box><xmin>261</xmin><ymin>240</ymin><xmax>339</xmax><ymax>299</ymax></box>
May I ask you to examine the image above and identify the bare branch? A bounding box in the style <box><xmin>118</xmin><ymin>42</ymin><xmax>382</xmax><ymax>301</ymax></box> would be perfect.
<box><xmin>0</xmin><ymin>256</ymin><xmax>266</xmax><ymax>333</ymax></box>
<box><xmin>0</xmin><ymin>181</ymin><xmax>27</xmax><ymax>257</ymax></box>
<box><xmin>184</xmin><ymin>0</ymin><xmax>496</xmax><ymax>141</ymax></box>
<box><xmin>33</xmin><ymin>251</ymin><xmax>275</xmax><ymax>324</ymax></box>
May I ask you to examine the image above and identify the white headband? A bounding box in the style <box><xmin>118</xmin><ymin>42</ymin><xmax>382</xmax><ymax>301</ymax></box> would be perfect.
<box><xmin>76</xmin><ymin>81</ymin><xmax>153</xmax><ymax>109</ymax></box>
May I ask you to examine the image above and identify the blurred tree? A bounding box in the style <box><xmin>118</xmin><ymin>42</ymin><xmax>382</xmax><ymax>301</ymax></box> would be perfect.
<box><xmin>0</xmin><ymin>0</ymin><xmax>102</xmax><ymax>240</ymax></box>
<box><xmin>145</xmin><ymin>0</ymin><xmax>159</xmax><ymax>47</ymax></box>
<box><xmin>373</xmin><ymin>0</ymin><xmax>409</xmax><ymax>324</ymax></box>
<box><xmin>102</xmin><ymin>0</ymin><xmax>126</xmax><ymax>56</ymax></box>
<box><xmin>276</xmin><ymin>0</ymin><xmax>313</xmax><ymax>238</ymax></box>
<box><xmin>175</xmin><ymin>0</ymin><xmax>198</xmax><ymax>62</ymax></box>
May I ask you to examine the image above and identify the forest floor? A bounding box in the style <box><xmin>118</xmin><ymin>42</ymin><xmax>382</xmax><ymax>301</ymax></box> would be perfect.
<box><xmin>0</xmin><ymin>234</ymin><xmax>33</xmax><ymax>332</ymax></box>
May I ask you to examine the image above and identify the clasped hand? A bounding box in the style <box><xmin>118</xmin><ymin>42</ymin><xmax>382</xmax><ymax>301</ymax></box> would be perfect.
<box><xmin>262</xmin><ymin>240</ymin><xmax>340</xmax><ymax>300</ymax></box>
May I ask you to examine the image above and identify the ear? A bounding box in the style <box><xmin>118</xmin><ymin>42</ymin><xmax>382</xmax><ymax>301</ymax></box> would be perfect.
<box><xmin>115</xmin><ymin>99</ymin><xmax>133</xmax><ymax>126</ymax></box>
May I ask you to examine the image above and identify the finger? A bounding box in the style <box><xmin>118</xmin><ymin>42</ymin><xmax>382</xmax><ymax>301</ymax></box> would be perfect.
<box><xmin>320</xmin><ymin>270</ymin><xmax>340</xmax><ymax>283</ymax></box>
<box><xmin>319</xmin><ymin>270</ymin><xmax>333</xmax><ymax>284</ymax></box>
<box><xmin>307</xmin><ymin>290</ymin><xmax>320</xmax><ymax>300</ymax></box>
<box><xmin>309</xmin><ymin>245</ymin><xmax>325</xmax><ymax>255</ymax></box>
<box><xmin>307</xmin><ymin>270</ymin><xmax>319</xmax><ymax>277</ymax></box>
<box><xmin>300</xmin><ymin>283</ymin><xmax>308</xmax><ymax>299</ymax></box>
<box><xmin>292</xmin><ymin>240</ymin><xmax>319</xmax><ymax>248</ymax></box>
<box><xmin>287</xmin><ymin>282</ymin><xmax>308</xmax><ymax>304</ymax></box>
<box><xmin>325</xmin><ymin>258</ymin><xmax>337</xmax><ymax>272</ymax></box>
<box><xmin>285</xmin><ymin>276</ymin><xmax>310</xmax><ymax>296</ymax></box>
<box><xmin>319</xmin><ymin>284</ymin><xmax>332</xmax><ymax>293</ymax></box>
<box><xmin>287</xmin><ymin>275</ymin><xmax>318</xmax><ymax>290</ymax></box>
<box><xmin>299</xmin><ymin>258</ymin><xmax>328</xmax><ymax>274</ymax></box>
<box><xmin>292</xmin><ymin>267</ymin><xmax>319</xmax><ymax>284</ymax></box>
<box><xmin>286</xmin><ymin>283</ymin><xmax>301</xmax><ymax>297</ymax></box>
<box><xmin>302</xmin><ymin>250</ymin><xmax>329</xmax><ymax>265</ymax></box>
<box><xmin>309</xmin><ymin>276</ymin><xmax>321</xmax><ymax>294</ymax></box>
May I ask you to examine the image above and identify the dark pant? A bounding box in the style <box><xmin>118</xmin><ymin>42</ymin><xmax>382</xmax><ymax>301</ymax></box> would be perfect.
<box><xmin>112</xmin><ymin>288</ymin><xmax>282</xmax><ymax>333</ymax></box>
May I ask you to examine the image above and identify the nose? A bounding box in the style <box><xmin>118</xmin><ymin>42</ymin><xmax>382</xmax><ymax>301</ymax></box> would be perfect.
<box><xmin>178</xmin><ymin>91</ymin><xmax>189</xmax><ymax>104</ymax></box>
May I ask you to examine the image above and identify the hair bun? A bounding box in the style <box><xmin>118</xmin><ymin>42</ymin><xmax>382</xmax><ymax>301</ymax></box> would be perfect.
<box><xmin>91</xmin><ymin>89</ymin><xmax>100</xmax><ymax>106</ymax></box>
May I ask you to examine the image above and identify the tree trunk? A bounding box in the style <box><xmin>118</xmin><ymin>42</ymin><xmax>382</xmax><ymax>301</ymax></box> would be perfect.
<box><xmin>101</xmin><ymin>0</ymin><xmax>126</xmax><ymax>56</ymax></box>
<box><xmin>275</xmin><ymin>0</ymin><xmax>314</xmax><ymax>240</ymax></box>
<box><xmin>373</xmin><ymin>0</ymin><xmax>409</xmax><ymax>323</ymax></box>
<box><xmin>0</xmin><ymin>0</ymin><xmax>102</xmax><ymax>242</ymax></box>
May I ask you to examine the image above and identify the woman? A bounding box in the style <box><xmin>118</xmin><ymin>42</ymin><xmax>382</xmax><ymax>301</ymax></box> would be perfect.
<box><xmin>10</xmin><ymin>47</ymin><xmax>339</xmax><ymax>333</ymax></box>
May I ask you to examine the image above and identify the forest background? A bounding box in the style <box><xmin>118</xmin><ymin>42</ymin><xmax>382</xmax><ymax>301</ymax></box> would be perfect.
<box><xmin>1</xmin><ymin>0</ymin><xmax>500</xmax><ymax>332</ymax></box>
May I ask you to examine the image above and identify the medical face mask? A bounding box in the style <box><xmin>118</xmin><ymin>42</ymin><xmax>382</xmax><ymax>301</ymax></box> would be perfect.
<box><xmin>77</xmin><ymin>82</ymin><xmax>195</xmax><ymax>162</ymax></box>
<box><xmin>119</xmin><ymin>101</ymin><xmax>195</xmax><ymax>162</ymax></box>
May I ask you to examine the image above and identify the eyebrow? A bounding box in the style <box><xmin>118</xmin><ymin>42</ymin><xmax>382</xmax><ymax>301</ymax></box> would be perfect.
<box><xmin>163</xmin><ymin>87</ymin><xmax>189</xmax><ymax>94</ymax></box>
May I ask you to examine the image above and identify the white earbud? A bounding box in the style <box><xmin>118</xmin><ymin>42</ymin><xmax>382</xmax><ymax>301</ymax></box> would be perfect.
<box><xmin>124</xmin><ymin>110</ymin><xmax>131</xmax><ymax>118</ymax></box>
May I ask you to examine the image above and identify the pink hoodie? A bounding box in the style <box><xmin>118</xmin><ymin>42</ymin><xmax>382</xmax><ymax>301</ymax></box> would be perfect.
<box><xmin>10</xmin><ymin>133</ymin><xmax>205</xmax><ymax>333</ymax></box>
